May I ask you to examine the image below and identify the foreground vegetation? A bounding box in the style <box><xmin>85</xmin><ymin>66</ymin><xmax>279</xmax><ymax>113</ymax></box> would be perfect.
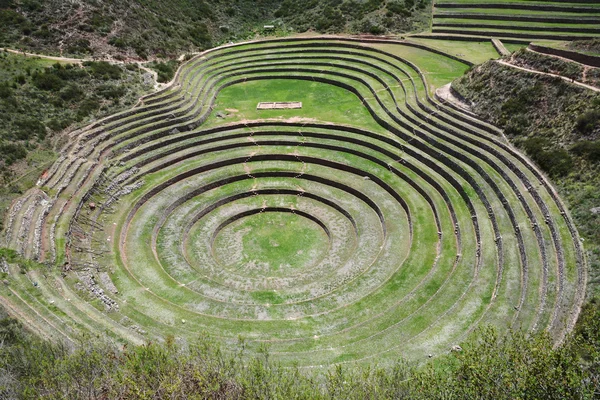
<box><xmin>1</xmin><ymin>301</ymin><xmax>599</xmax><ymax>398</ymax></box>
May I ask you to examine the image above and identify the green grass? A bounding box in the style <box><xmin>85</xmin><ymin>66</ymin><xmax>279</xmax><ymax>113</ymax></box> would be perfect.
<box><xmin>436</xmin><ymin>9</ymin><xmax>600</xmax><ymax>17</ymax></box>
<box><xmin>431</xmin><ymin>0</ymin><xmax>600</xmax><ymax>42</ymax></box>
<box><xmin>434</xmin><ymin>27</ymin><xmax>599</xmax><ymax>39</ymax></box>
<box><xmin>366</xmin><ymin>42</ymin><xmax>470</xmax><ymax>92</ymax></box>
<box><xmin>214</xmin><ymin>211</ymin><xmax>330</xmax><ymax>274</ymax></box>
<box><xmin>0</xmin><ymin>37</ymin><xmax>585</xmax><ymax>370</ymax></box>
<box><xmin>434</xmin><ymin>19</ymin><xmax>600</xmax><ymax>30</ymax></box>
<box><xmin>407</xmin><ymin>38</ymin><xmax>502</xmax><ymax>63</ymax></box>
<box><xmin>504</xmin><ymin>42</ymin><xmax>528</xmax><ymax>53</ymax></box>
<box><xmin>207</xmin><ymin>79</ymin><xmax>380</xmax><ymax>131</ymax></box>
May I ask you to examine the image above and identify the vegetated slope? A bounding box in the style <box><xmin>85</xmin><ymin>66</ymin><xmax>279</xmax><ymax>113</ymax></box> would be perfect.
<box><xmin>1</xmin><ymin>313</ymin><xmax>599</xmax><ymax>398</ymax></box>
<box><xmin>569</xmin><ymin>38</ymin><xmax>600</xmax><ymax>56</ymax></box>
<box><xmin>0</xmin><ymin>50</ymin><xmax>154</xmax><ymax>231</ymax></box>
<box><xmin>0</xmin><ymin>38</ymin><xmax>585</xmax><ymax>367</ymax></box>
<box><xmin>452</xmin><ymin>53</ymin><xmax>600</xmax><ymax>295</ymax></box>
<box><xmin>432</xmin><ymin>0</ymin><xmax>600</xmax><ymax>41</ymax></box>
<box><xmin>274</xmin><ymin>0</ymin><xmax>432</xmax><ymax>35</ymax></box>
<box><xmin>0</xmin><ymin>0</ymin><xmax>433</xmax><ymax>59</ymax></box>
<box><xmin>506</xmin><ymin>48</ymin><xmax>600</xmax><ymax>88</ymax></box>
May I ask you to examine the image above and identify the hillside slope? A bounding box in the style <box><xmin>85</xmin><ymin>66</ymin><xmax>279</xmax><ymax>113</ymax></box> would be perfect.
<box><xmin>0</xmin><ymin>0</ymin><xmax>432</xmax><ymax>59</ymax></box>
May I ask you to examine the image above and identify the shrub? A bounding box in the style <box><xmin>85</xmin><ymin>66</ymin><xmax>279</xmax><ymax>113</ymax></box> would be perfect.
<box><xmin>503</xmin><ymin>116</ymin><xmax>529</xmax><ymax>136</ymax></box>
<box><xmin>446</xmin><ymin>327</ymin><xmax>586</xmax><ymax>399</ymax></box>
<box><xmin>387</xmin><ymin>2</ymin><xmax>411</xmax><ymax>16</ymax></box>
<box><xmin>13</xmin><ymin>118</ymin><xmax>45</xmax><ymax>140</ymax></box>
<box><xmin>148</xmin><ymin>60</ymin><xmax>179</xmax><ymax>83</ymax></box>
<box><xmin>523</xmin><ymin>137</ymin><xmax>573</xmax><ymax>177</ymax></box>
<box><xmin>189</xmin><ymin>23</ymin><xmax>211</xmax><ymax>48</ymax></box>
<box><xmin>14</xmin><ymin>74</ymin><xmax>26</xmax><ymax>85</ymax></box>
<box><xmin>0</xmin><ymin>142</ymin><xmax>27</xmax><ymax>165</ymax></box>
<box><xmin>108</xmin><ymin>36</ymin><xmax>127</xmax><ymax>48</ymax></box>
<box><xmin>0</xmin><ymin>83</ymin><xmax>12</xmax><ymax>98</ymax></box>
<box><xmin>576</xmin><ymin>110</ymin><xmax>600</xmax><ymax>134</ymax></box>
<box><xmin>59</xmin><ymin>84</ymin><xmax>84</xmax><ymax>102</ymax></box>
<box><xmin>571</xmin><ymin>140</ymin><xmax>600</xmax><ymax>163</ymax></box>
<box><xmin>47</xmin><ymin>117</ymin><xmax>73</xmax><ymax>132</ymax></box>
<box><xmin>76</xmin><ymin>98</ymin><xmax>100</xmax><ymax>120</ymax></box>
<box><xmin>32</xmin><ymin>71</ymin><xmax>64</xmax><ymax>91</ymax></box>
<box><xmin>96</xmin><ymin>84</ymin><xmax>125</xmax><ymax>99</ymax></box>
<box><xmin>83</xmin><ymin>61</ymin><xmax>122</xmax><ymax>80</ymax></box>
<box><xmin>66</xmin><ymin>38</ymin><xmax>91</xmax><ymax>54</ymax></box>
<box><xmin>316</xmin><ymin>7</ymin><xmax>345</xmax><ymax>32</ymax></box>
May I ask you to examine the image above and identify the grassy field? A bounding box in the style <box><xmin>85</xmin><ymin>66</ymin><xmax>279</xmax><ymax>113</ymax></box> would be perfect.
<box><xmin>0</xmin><ymin>37</ymin><xmax>586</xmax><ymax>369</ymax></box>
<box><xmin>207</xmin><ymin>79</ymin><xmax>379</xmax><ymax>130</ymax></box>
<box><xmin>431</xmin><ymin>0</ymin><xmax>600</xmax><ymax>41</ymax></box>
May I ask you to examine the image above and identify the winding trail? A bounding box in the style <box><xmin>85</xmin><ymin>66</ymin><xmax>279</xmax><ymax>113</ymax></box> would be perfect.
<box><xmin>0</xmin><ymin>47</ymin><xmax>165</xmax><ymax>90</ymax></box>
<box><xmin>0</xmin><ymin>47</ymin><xmax>84</xmax><ymax>63</ymax></box>
<box><xmin>496</xmin><ymin>59</ymin><xmax>600</xmax><ymax>92</ymax></box>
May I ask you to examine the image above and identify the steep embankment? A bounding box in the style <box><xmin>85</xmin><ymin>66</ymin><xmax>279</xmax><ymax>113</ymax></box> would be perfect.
<box><xmin>452</xmin><ymin>52</ymin><xmax>600</xmax><ymax>295</ymax></box>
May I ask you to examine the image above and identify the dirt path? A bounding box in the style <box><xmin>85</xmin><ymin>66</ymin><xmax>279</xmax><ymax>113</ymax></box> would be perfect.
<box><xmin>526</xmin><ymin>47</ymin><xmax>593</xmax><ymax>68</ymax></box>
<box><xmin>435</xmin><ymin>83</ymin><xmax>473</xmax><ymax>113</ymax></box>
<box><xmin>492</xmin><ymin>38</ymin><xmax>511</xmax><ymax>57</ymax></box>
<box><xmin>0</xmin><ymin>47</ymin><xmax>166</xmax><ymax>91</ymax></box>
<box><xmin>496</xmin><ymin>59</ymin><xmax>600</xmax><ymax>93</ymax></box>
<box><xmin>0</xmin><ymin>47</ymin><xmax>85</xmax><ymax>63</ymax></box>
<box><xmin>137</xmin><ymin>63</ymin><xmax>165</xmax><ymax>91</ymax></box>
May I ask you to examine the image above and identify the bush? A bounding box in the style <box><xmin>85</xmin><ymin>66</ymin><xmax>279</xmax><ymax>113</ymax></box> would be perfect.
<box><xmin>47</xmin><ymin>117</ymin><xmax>73</xmax><ymax>132</ymax></box>
<box><xmin>76</xmin><ymin>98</ymin><xmax>100</xmax><ymax>120</ymax></box>
<box><xmin>523</xmin><ymin>137</ymin><xmax>573</xmax><ymax>177</ymax></box>
<box><xmin>108</xmin><ymin>36</ymin><xmax>127</xmax><ymax>48</ymax></box>
<box><xmin>0</xmin><ymin>83</ymin><xmax>12</xmax><ymax>98</ymax></box>
<box><xmin>445</xmin><ymin>327</ymin><xmax>587</xmax><ymax>399</ymax></box>
<box><xmin>83</xmin><ymin>61</ymin><xmax>122</xmax><ymax>80</ymax></box>
<box><xmin>14</xmin><ymin>74</ymin><xmax>26</xmax><ymax>85</ymax></box>
<box><xmin>51</xmin><ymin>63</ymin><xmax>86</xmax><ymax>81</ymax></box>
<box><xmin>0</xmin><ymin>142</ymin><xmax>27</xmax><ymax>165</ymax></box>
<box><xmin>503</xmin><ymin>116</ymin><xmax>529</xmax><ymax>136</ymax></box>
<box><xmin>576</xmin><ymin>109</ymin><xmax>600</xmax><ymax>134</ymax></box>
<box><xmin>571</xmin><ymin>140</ymin><xmax>600</xmax><ymax>163</ymax></box>
<box><xmin>316</xmin><ymin>6</ymin><xmax>345</xmax><ymax>32</ymax></box>
<box><xmin>13</xmin><ymin>117</ymin><xmax>45</xmax><ymax>140</ymax></box>
<box><xmin>96</xmin><ymin>84</ymin><xmax>125</xmax><ymax>99</ymax></box>
<box><xmin>0</xmin><ymin>317</ymin><xmax>598</xmax><ymax>398</ymax></box>
<box><xmin>148</xmin><ymin>60</ymin><xmax>179</xmax><ymax>83</ymax></box>
<box><xmin>387</xmin><ymin>1</ymin><xmax>411</xmax><ymax>16</ymax></box>
<box><xmin>32</xmin><ymin>71</ymin><xmax>64</xmax><ymax>91</ymax></box>
<box><xmin>59</xmin><ymin>84</ymin><xmax>84</xmax><ymax>102</ymax></box>
<box><xmin>189</xmin><ymin>23</ymin><xmax>211</xmax><ymax>48</ymax></box>
<box><xmin>66</xmin><ymin>38</ymin><xmax>91</xmax><ymax>54</ymax></box>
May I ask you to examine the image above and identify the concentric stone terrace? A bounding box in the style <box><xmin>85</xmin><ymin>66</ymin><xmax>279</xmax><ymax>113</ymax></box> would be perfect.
<box><xmin>0</xmin><ymin>38</ymin><xmax>586</xmax><ymax>367</ymax></box>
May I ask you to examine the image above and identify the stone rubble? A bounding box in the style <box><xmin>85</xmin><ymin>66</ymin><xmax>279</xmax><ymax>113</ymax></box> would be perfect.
<box><xmin>76</xmin><ymin>270</ymin><xmax>119</xmax><ymax>311</ymax></box>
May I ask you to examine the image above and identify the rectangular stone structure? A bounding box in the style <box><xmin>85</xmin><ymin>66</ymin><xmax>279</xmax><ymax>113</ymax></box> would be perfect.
<box><xmin>257</xmin><ymin>102</ymin><xmax>303</xmax><ymax>110</ymax></box>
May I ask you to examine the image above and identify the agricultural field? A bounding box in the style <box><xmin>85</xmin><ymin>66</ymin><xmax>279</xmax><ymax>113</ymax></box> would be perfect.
<box><xmin>0</xmin><ymin>37</ymin><xmax>587</xmax><ymax>368</ymax></box>
<box><xmin>432</xmin><ymin>0</ymin><xmax>600</xmax><ymax>41</ymax></box>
